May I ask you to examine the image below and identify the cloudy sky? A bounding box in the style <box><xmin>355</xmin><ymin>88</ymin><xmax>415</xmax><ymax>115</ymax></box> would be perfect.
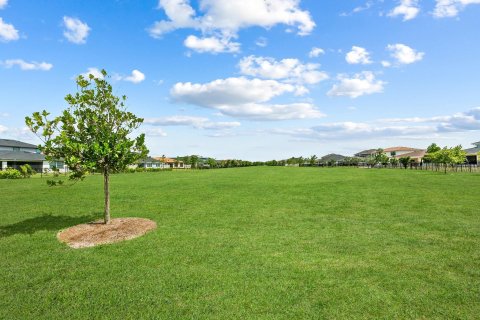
<box><xmin>1</xmin><ymin>0</ymin><xmax>479</xmax><ymax>160</ymax></box>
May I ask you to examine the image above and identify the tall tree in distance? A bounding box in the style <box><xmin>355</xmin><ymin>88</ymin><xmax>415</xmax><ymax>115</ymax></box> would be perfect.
<box><xmin>25</xmin><ymin>70</ymin><xmax>148</xmax><ymax>224</ymax></box>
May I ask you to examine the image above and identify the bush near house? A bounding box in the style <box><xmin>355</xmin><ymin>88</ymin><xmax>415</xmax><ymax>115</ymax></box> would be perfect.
<box><xmin>0</xmin><ymin>168</ymin><xmax>22</xmax><ymax>179</ymax></box>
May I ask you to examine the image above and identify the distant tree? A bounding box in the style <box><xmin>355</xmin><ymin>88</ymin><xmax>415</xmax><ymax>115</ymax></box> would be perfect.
<box><xmin>25</xmin><ymin>70</ymin><xmax>148</xmax><ymax>224</ymax></box>
<box><xmin>309</xmin><ymin>155</ymin><xmax>317</xmax><ymax>166</ymax></box>
<box><xmin>190</xmin><ymin>155</ymin><xmax>199</xmax><ymax>168</ymax></box>
<box><xmin>207</xmin><ymin>158</ymin><xmax>217</xmax><ymax>168</ymax></box>
<box><xmin>430</xmin><ymin>145</ymin><xmax>466</xmax><ymax>173</ymax></box>
<box><xmin>424</xmin><ymin>143</ymin><xmax>442</xmax><ymax>163</ymax></box>
<box><xmin>389</xmin><ymin>157</ymin><xmax>399</xmax><ymax>167</ymax></box>
<box><xmin>371</xmin><ymin>148</ymin><xmax>389</xmax><ymax>167</ymax></box>
<box><xmin>399</xmin><ymin>156</ymin><xmax>411</xmax><ymax>169</ymax></box>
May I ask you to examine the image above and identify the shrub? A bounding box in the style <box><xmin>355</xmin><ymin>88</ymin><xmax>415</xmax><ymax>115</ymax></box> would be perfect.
<box><xmin>0</xmin><ymin>168</ymin><xmax>22</xmax><ymax>179</ymax></box>
<box><xmin>19</xmin><ymin>164</ymin><xmax>36</xmax><ymax>178</ymax></box>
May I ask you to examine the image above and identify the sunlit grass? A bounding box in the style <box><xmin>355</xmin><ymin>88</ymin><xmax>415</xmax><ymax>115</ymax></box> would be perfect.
<box><xmin>1</xmin><ymin>167</ymin><xmax>479</xmax><ymax>319</ymax></box>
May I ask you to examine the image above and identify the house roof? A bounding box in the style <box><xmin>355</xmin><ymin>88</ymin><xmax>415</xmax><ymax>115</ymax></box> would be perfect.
<box><xmin>464</xmin><ymin>146</ymin><xmax>480</xmax><ymax>155</ymax></box>
<box><xmin>394</xmin><ymin>149</ymin><xmax>426</xmax><ymax>159</ymax></box>
<box><xmin>0</xmin><ymin>139</ymin><xmax>38</xmax><ymax>149</ymax></box>
<box><xmin>383</xmin><ymin>146</ymin><xmax>418</xmax><ymax>152</ymax></box>
<box><xmin>153</xmin><ymin>157</ymin><xmax>183</xmax><ymax>163</ymax></box>
<box><xmin>0</xmin><ymin>151</ymin><xmax>46</xmax><ymax>161</ymax></box>
<box><xmin>320</xmin><ymin>154</ymin><xmax>346</xmax><ymax>162</ymax></box>
<box><xmin>138</xmin><ymin>156</ymin><xmax>161</xmax><ymax>163</ymax></box>
<box><xmin>354</xmin><ymin>149</ymin><xmax>376</xmax><ymax>156</ymax></box>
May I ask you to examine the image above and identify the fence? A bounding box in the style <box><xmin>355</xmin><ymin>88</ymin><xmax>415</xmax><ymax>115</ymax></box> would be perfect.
<box><xmin>359</xmin><ymin>163</ymin><xmax>479</xmax><ymax>173</ymax></box>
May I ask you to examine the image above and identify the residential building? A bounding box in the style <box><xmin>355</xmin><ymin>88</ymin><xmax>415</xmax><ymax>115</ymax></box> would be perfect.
<box><xmin>464</xmin><ymin>141</ymin><xmax>480</xmax><ymax>164</ymax></box>
<box><xmin>320</xmin><ymin>153</ymin><xmax>346</xmax><ymax>165</ymax></box>
<box><xmin>354</xmin><ymin>149</ymin><xmax>376</xmax><ymax>158</ymax></box>
<box><xmin>0</xmin><ymin>139</ymin><xmax>68</xmax><ymax>173</ymax></box>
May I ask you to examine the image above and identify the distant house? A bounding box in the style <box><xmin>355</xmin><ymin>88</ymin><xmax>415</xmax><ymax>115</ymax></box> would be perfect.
<box><xmin>0</xmin><ymin>139</ymin><xmax>67</xmax><ymax>172</ymax></box>
<box><xmin>464</xmin><ymin>141</ymin><xmax>480</xmax><ymax>164</ymax></box>
<box><xmin>136</xmin><ymin>157</ymin><xmax>169</xmax><ymax>169</ymax></box>
<box><xmin>383</xmin><ymin>146</ymin><xmax>420</xmax><ymax>157</ymax></box>
<box><xmin>393</xmin><ymin>149</ymin><xmax>426</xmax><ymax>163</ymax></box>
<box><xmin>153</xmin><ymin>157</ymin><xmax>189</xmax><ymax>169</ymax></box>
<box><xmin>320</xmin><ymin>153</ymin><xmax>346</xmax><ymax>165</ymax></box>
<box><xmin>354</xmin><ymin>149</ymin><xmax>376</xmax><ymax>158</ymax></box>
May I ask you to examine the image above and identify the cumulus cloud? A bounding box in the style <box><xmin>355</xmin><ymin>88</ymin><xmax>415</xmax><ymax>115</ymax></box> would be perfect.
<box><xmin>388</xmin><ymin>0</ymin><xmax>420</xmax><ymax>21</ymax></box>
<box><xmin>1</xmin><ymin>59</ymin><xmax>53</xmax><ymax>71</ymax></box>
<box><xmin>142</xmin><ymin>127</ymin><xmax>168</xmax><ymax>137</ymax></box>
<box><xmin>381</xmin><ymin>107</ymin><xmax>480</xmax><ymax>132</ymax></box>
<box><xmin>433</xmin><ymin>0</ymin><xmax>480</xmax><ymax>18</ymax></box>
<box><xmin>238</xmin><ymin>55</ymin><xmax>328</xmax><ymax>85</ymax></box>
<box><xmin>0</xmin><ymin>124</ymin><xmax>7</xmax><ymax>133</ymax></box>
<box><xmin>149</xmin><ymin>0</ymin><xmax>315</xmax><ymax>53</ymax></box>
<box><xmin>0</xmin><ymin>17</ymin><xmax>19</xmax><ymax>42</ymax></box>
<box><xmin>63</xmin><ymin>16</ymin><xmax>90</xmax><ymax>44</ymax></box>
<box><xmin>0</xmin><ymin>0</ymin><xmax>8</xmax><ymax>9</ymax></box>
<box><xmin>145</xmin><ymin>115</ymin><xmax>241</xmax><ymax>130</ymax></box>
<box><xmin>114</xmin><ymin>69</ymin><xmax>146</xmax><ymax>83</ymax></box>
<box><xmin>308</xmin><ymin>47</ymin><xmax>325</xmax><ymax>58</ymax></box>
<box><xmin>387</xmin><ymin>43</ymin><xmax>424</xmax><ymax>64</ymax></box>
<box><xmin>170</xmin><ymin>77</ymin><xmax>324</xmax><ymax>120</ymax></box>
<box><xmin>345</xmin><ymin>46</ymin><xmax>372</xmax><ymax>65</ymax></box>
<box><xmin>80</xmin><ymin>67</ymin><xmax>104</xmax><ymax>79</ymax></box>
<box><xmin>184</xmin><ymin>35</ymin><xmax>240</xmax><ymax>53</ymax></box>
<box><xmin>327</xmin><ymin>71</ymin><xmax>385</xmax><ymax>98</ymax></box>
<box><xmin>272</xmin><ymin>107</ymin><xmax>480</xmax><ymax>141</ymax></box>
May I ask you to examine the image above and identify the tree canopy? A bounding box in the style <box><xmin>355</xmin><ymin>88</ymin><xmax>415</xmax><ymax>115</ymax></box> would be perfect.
<box><xmin>25</xmin><ymin>70</ymin><xmax>148</xmax><ymax>223</ymax></box>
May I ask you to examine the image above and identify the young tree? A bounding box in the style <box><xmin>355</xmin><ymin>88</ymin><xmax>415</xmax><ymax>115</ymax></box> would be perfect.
<box><xmin>399</xmin><ymin>156</ymin><xmax>411</xmax><ymax>169</ymax></box>
<box><xmin>25</xmin><ymin>70</ymin><xmax>148</xmax><ymax>224</ymax></box>
<box><xmin>309</xmin><ymin>155</ymin><xmax>317</xmax><ymax>166</ymax></box>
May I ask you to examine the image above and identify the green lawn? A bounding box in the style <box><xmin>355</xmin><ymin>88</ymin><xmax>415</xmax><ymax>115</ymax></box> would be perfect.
<box><xmin>1</xmin><ymin>167</ymin><xmax>479</xmax><ymax>319</ymax></box>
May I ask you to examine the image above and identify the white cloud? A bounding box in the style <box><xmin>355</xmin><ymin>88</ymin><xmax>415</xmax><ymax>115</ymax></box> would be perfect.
<box><xmin>1</xmin><ymin>59</ymin><xmax>53</xmax><ymax>71</ymax></box>
<box><xmin>119</xmin><ymin>69</ymin><xmax>146</xmax><ymax>83</ymax></box>
<box><xmin>80</xmin><ymin>67</ymin><xmax>104</xmax><ymax>79</ymax></box>
<box><xmin>63</xmin><ymin>16</ymin><xmax>90</xmax><ymax>44</ymax></box>
<box><xmin>0</xmin><ymin>124</ymin><xmax>7</xmax><ymax>133</ymax></box>
<box><xmin>145</xmin><ymin>115</ymin><xmax>241</xmax><ymax>130</ymax></box>
<box><xmin>143</xmin><ymin>127</ymin><xmax>168</xmax><ymax>137</ymax></box>
<box><xmin>255</xmin><ymin>37</ymin><xmax>267</xmax><ymax>47</ymax></box>
<box><xmin>387</xmin><ymin>43</ymin><xmax>424</xmax><ymax>64</ymax></box>
<box><xmin>0</xmin><ymin>0</ymin><xmax>8</xmax><ymax>9</ymax></box>
<box><xmin>327</xmin><ymin>72</ymin><xmax>385</xmax><ymax>98</ymax></box>
<box><xmin>381</xmin><ymin>60</ymin><xmax>392</xmax><ymax>67</ymax></box>
<box><xmin>274</xmin><ymin>107</ymin><xmax>480</xmax><ymax>141</ymax></box>
<box><xmin>308</xmin><ymin>47</ymin><xmax>325</xmax><ymax>58</ymax></box>
<box><xmin>381</xmin><ymin>107</ymin><xmax>480</xmax><ymax>132</ymax></box>
<box><xmin>433</xmin><ymin>0</ymin><xmax>480</xmax><ymax>18</ymax></box>
<box><xmin>388</xmin><ymin>0</ymin><xmax>420</xmax><ymax>21</ymax></box>
<box><xmin>184</xmin><ymin>35</ymin><xmax>240</xmax><ymax>53</ymax></box>
<box><xmin>340</xmin><ymin>1</ymin><xmax>374</xmax><ymax>16</ymax></box>
<box><xmin>345</xmin><ymin>46</ymin><xmax>372</xmax><ymax>65</ymax></box>
<box><xmin>170</xmin><ymin>77</ymin><xmax>324</xmax><ymax>120</ymax></box>
<box><xmin>0</xmin><ymin>17</ymin><xmax>19</xmax><ymax>42</ymax></box>
<box><xmin>149</xmin><ymin>0</ymin><xmax>315</xmax><ymax>53</ymax></box>
<box><xmin>238</xmin><ymin>55</ymin><xmax>328</xmax><ymax>85</ymax></box>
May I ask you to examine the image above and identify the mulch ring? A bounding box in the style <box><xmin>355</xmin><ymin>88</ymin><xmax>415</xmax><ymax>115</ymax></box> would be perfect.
<box><xmin>57</xmin><ymin>217</ymin><xmax>157</xmax><ymax>249</ymax></box>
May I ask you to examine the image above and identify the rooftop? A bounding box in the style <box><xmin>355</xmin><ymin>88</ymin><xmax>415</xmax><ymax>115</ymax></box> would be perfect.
<box><xmin>0</xmin><ymin>139</ymin><xmax>38</xmax><ymax>149</ymax></box>
<box><xmin>0</xmin><ymin>151</ymin><xmax>46</xmax><ymax>161</ymax></box>
<box><xmin>383</xmin><ymin>146</ymin><xmax>419</xmax><ymax>152</ymax></box>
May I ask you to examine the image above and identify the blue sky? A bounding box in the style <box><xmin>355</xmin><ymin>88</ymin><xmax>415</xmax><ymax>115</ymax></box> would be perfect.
<box><xmin>1</xmin><ymin>0</ymin><xmax>479</xmax><ymax>160</ymax></box>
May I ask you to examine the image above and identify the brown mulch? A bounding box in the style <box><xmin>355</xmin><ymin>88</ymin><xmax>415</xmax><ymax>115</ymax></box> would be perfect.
<box><xmin>57</xmin><ymin>217</ymin><xmax>157</xmax><ymax>249</ymax></box>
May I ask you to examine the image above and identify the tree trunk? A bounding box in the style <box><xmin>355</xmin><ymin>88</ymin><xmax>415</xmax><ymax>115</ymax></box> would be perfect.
<box><xmin>103</xmin><ymin>170</ymin><xmax>111</xmax><ymax>224</ymax></box>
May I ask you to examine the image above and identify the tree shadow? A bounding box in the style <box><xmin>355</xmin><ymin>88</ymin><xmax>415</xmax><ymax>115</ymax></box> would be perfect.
<box><xmin>0</xmin><ymin>214</ymin><xmax>97</xmax><ymax>238</ymax></box>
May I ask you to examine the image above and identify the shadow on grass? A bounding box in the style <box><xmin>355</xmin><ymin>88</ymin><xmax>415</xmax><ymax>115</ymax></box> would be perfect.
<box><xmin>0</xmin><ymin>214</ymin><xmax>97</xmax><ymax>238</ymax></box>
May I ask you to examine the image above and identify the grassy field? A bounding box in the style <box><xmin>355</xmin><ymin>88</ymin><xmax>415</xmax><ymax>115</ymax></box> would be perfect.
<box><xmin>1</xmin><ymin>167</ymin><xmax>479</xmax><ymax>319</ymax></box>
